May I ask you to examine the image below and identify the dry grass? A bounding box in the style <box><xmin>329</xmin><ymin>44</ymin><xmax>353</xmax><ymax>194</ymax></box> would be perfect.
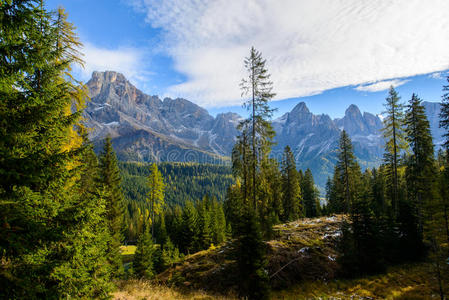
<box><xmin>115</xmin><ymin>262</ymin><xmax>442</xmax><ymax>299</ymax></box>
<box><xmin>272</xmin><ymin>262</ymin><xmax>444</xmax><ymax>299</ymax></box>
<box><xmin>114</xmin><ymin>280</ymin><xmax>236</xmax><ymax>300</ymax></box>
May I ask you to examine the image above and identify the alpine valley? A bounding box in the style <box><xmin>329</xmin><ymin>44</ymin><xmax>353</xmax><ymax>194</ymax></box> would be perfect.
<box><xmin>83</xmin><ymin>71</ymin><xmax>445</xmax><ymax>189</ymax></box>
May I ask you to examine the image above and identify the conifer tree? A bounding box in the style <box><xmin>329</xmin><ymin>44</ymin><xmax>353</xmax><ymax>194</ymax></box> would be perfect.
<box><xmin>262</xmin><ymin>158</ymin><xmax>283</xmax><ymax>234</ymax></box>
<box><xmin>331</xmin><ymin>130</ymin><xmax>361</xmax><ymax>213</ymax></box>
<box><xmin>382</xmin><ymin>87</ymin><xmax>407</xmax><ymax>216</ymax></box>
<box><xmin>147</xmin><ymin>163</ymin><xmax>165</xmax><ymax>238</ymax></box>
<box><xmin>99</xmin><ymin>136</ymin><xmax>125</xmax><ymax>277</ymax></box>
<box><xmin>404</xmin><ymin>93</ymin><xmax>435</xmax><ymax>237</ymax></box>
<box><xmin>160</xmin><ymin>237</ymin><xmax>180</xmax><ymax>271</ymax></box>
<box><xmin>423</xmin><ymin>174</ymin><xmax>448</xmax><ymax>300</ymax></box>
<box><xmin>133</xmin><ymin>226</ymin><xmax>155</xmax><ymax>279</ymax></box>
<box><xmin>197</xmin><ymin>196</ymin><xmax>212</xmax><ymax>249</ymax></box>
<box><xmin>338</xmin><ymin>169</ymin><xmax>386</xmax><ymax>276</ymax></box>
<box><xmin>227</xmin><ymin>47</ymin><xmax>275</xmax><ymax>299</ymax></box>
<box><xmin>325</xmin><ymin>176</ymin><xmax>336</xmax><ymax>214</ymax></box>
<box><xmin>211</xmin><ymin>199</ymin><xmax>227</xmax><ymax>245</ymax></box>
<box><xmin>439</xmin><ymin>77</ymin><xmax>449</xmax><ymax>250</ymax></box>
<box><xmin>235</xmin><ymin>207</ymin><xmax>270</xmax><ymax>300</ymax></box>
<box><xmin>301</xmin><ymin>169</ymin><xmax>320</xmax><ymax>217</ymax></box>
<box><xmin>268</xmin><ymin>162</ymin><xmax>284</xmax><ymax>222</ymax></box>
<box><xmin>232</xmin><ymin>127</ymin><xmax>251</xmax><ymax>204</ymax></box>
<box><xmin>239</xmin><ymin>46</ymin><xmax>276</xmax><ymax>212</ymax></box>
<box><xmin>371</xmin><ymin>166</ymin><xmax>387</xmax><ymax>217</ymax></box>
<box><xmin>180</xmin><ymin>200</ymin><xmax>198</xmax><ymax>254</ymax></box>
<box><xmin>0</xmin><ymin>1</ymin><xmax>111</xmax><ymax>297</ymax></box>
<box><xmin>438</xmin><ymin>149</ymin><xmax>449</xmax><ymax>252</ymax></box>
<box><xmin>52</xmin><ymin>139</ymin><xmax>113</xmax><ymax>297</ymax></box>
<box><xmin>224</xmin><ymin>182</ymin><xmax>244</xmax><ymax>238</ymax></box>
<box><xmin>281</xmin><ymin>146</ymin><xmax>302</xmax><ymax>221</ymax></box>
<box><xmin>440</xmin><ymin>75</ymin><xmax>449</xmax><ymax>149</ymax></box>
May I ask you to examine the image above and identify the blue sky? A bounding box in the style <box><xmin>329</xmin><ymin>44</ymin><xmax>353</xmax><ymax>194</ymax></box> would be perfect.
<box><xmin>46</xmin><ymin>0</ymin><xmax>449</xmax><ymax>119</ymax></box>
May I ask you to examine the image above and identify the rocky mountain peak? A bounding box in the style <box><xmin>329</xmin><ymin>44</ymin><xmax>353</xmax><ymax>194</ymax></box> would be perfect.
<box><xmin>93</xmin><ymin>70</ymin><xmax>126</xmax><ymax>83</ymax></box>
<box><xmin>83</xmin><ymin>71</ymin><xmax>242</xmax><ymax>158</ymax></box>
<box><xmin>291</xmin><ymin>101</ymin><xmax>310</xmax><ymax>114</ymax></box>
<box><xmin>87</xmin><ymin>71</ymin><xmax>132</xmax><ymax>100</ymax></box>
<box><xmin>345</xmin><ymin>104</ymin><xmax>362</xmax><ymax>119</ymax></box>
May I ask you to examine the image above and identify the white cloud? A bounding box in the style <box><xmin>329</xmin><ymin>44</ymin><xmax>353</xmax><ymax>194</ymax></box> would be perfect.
<box><xmin>355</xmin><ymin>79</ymin><xmax>410</xmax><ymax>92</ymax></box>
<box><xmin>74</xmin><ymin>42</ymin><xmax>149</xmax><ymax>86</ymax></box>
<box><xmin>429</xmin><ymin>72</ymin><xmax>444</xmax><ymax>79</ymax></box>
<box><xmin>132</xmin><ymin>0</ymin><xmax>449</xmax><ymax>107</ymax></box>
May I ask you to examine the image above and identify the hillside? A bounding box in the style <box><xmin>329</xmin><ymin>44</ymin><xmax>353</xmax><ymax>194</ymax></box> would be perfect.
<box><xmin>115</xmin><ymin>215</ymin><xmax>444</xmax><ymax>300</ymax></box>
<box><xmin>154</xmin><ymin>215</ymin><xmax>344</xmax><ymax>294</ymax></box>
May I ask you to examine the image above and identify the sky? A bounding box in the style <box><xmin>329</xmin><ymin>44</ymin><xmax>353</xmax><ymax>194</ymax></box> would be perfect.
<box><xmin>45</xmin><ymin>0</ymin><xmax>449</xmax><ymax>119</ymax></box>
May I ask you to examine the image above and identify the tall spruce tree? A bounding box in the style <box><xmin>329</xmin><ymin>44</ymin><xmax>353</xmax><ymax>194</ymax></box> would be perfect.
<box><xmin>180</xmin><ymin>200</ymin><xmax>198</xmax><ymax>254</ymax></box>
<box><xmin>0</xmin><ymin>1</ymin><xmax>111</xmax><ymax>297</ymax></box>
<box><xmin>197</xmin><ymin>196</ymin><xmax>212</xmax><ymax>249</ymax></box>
<box><xmin>239</xmin><ymin>46</ymin><xmax>276</xmax><ymax>212</ymax></box>
<box><xmin>301</xmin><ymin>169</ymin><xmax>320</xmax><ymax>217</ymax></box>
<box><xmin>281</xmin><ymin>145</ymin><xmax>302</xmax><ymax>221</ymax></box>
<box><xmin>381</xmin><ymin>86</ymin><xmax>407</xmax><ymax>216</ymax></box>
<box><xmin>228</xmin><ymin>47</ymin><xmax>275</xmax><ymax>299</ymax></box>
<box><xmin>332</xmin><ymin>130</ymin><xmax>361</xmax><ymax>213</ymax></box>
<box><xmin>99</xmin><ymin>136</ymin><xmax>125</xmax><ymax>277</ymax></box>
<box><xmin>133</xmin><ymin>225</ymin><xmax>155</xmax><ymax>279</ymax></box>
<box><xmin>404</xmin><ymin>93</ymin><xmax>434</xmax><ymax>238</ymax></box>
<box><xmin>53</xmin><ymin>138</ymin><xmax>113</xmax><ymax>297</ymax></box>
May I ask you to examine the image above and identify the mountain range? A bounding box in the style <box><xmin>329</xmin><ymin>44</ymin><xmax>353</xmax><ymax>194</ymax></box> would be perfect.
<box><xmin>83</xmin><ymin>71</ymin><xmax>445</xmax><ymax>190</ymax></box>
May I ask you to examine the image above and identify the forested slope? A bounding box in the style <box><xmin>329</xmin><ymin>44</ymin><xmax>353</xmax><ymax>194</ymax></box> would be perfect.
<box><xmin>120</xmin><ymin>162</ymin><xmax>233</xmax><ymax>206</ymax></box>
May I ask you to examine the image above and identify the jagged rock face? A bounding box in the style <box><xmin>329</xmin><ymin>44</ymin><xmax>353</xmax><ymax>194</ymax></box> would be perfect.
<box><xmin>334</xmin><ymin>105</ymin><xmax>384</xmax><ymax>166</ymax></box>
<box><xmin>83</xmin><ymin>71</ymin><xmax>237</xmax><ymax>162</ymax></box>
<box><xmin>83</xmin><ymin>71</ymin><xmax>443</xmax><ymax>190</ymax></box>
<box><xmin>273</xmin><ymin>102</ymin><xmax>340</xmax><ymax>165</ymax></box>
<box><xmin>272</xmin><ymin>102</ymin><xmax>383</xmax><ymax>188</ymax></box>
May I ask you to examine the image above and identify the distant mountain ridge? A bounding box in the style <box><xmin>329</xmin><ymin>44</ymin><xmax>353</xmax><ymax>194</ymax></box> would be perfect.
<box><xmin>83</xmin><ymin>71</ymin><xmax>239</xmax><ymax>163</ymax></box>
<box><xmin>82</xmin><ymin>71</ymin><xmax>444</xmax><ymax>189</ymax></box>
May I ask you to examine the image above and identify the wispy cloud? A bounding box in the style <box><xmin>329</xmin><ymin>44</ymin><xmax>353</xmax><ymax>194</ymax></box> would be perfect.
<box><xmin>428</xmin><ymin>72</ymin><xmax>444</xmax><ymax>79</ymax></box>
<box><xmin>74</xmin><ymin>42</ymin><xmax>150</xmax><ymax>86</ymax></box>
<box><xmin>131</xmin><ymin>0</ymin><xmax>449</xmax><ymax>107</ymax></box>
<box><xmin>355</xmin><ymin>79</ymin><xmax>410</xmax><ymax>92</ymax></box>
